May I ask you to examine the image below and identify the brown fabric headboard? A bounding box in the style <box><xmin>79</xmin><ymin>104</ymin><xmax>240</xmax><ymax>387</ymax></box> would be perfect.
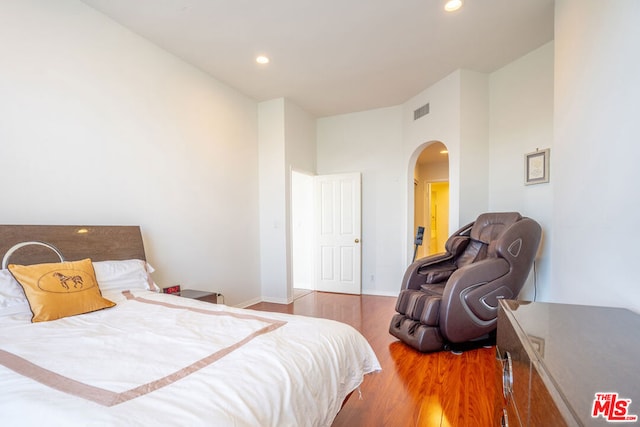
<box><xmin>0</xmin><ymin>225</ymin><xmax>146</xmax><ymax>267</ymax></box>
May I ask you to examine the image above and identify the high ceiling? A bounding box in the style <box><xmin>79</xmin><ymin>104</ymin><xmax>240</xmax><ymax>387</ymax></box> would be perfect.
<box><xmin>80</xmin><ymin>0</ymin><xmax>554</xmax><ymax>118</ymax></box>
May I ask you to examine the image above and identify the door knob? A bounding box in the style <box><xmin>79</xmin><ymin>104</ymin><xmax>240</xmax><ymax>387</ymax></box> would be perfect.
<box><xmin>354</xmin><ymin>238</ymin><xmax>360</xmax><ymax>243</ymax></box>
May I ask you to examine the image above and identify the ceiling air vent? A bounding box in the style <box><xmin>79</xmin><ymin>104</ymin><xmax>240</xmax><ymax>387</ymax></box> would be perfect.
<box><xmin>413</xmin><ymin>103</ymin><xmax>430</xmax><ymax>120</ymax></box>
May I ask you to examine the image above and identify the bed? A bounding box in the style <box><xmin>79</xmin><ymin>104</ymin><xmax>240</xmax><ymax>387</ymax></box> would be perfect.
<box><xmin>0</xmin><ymin>225</ymin><xmax>380</xmax><ymax>426</ymax></box>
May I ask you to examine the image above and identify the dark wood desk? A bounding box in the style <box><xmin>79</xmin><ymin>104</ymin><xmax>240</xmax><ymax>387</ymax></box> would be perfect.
<box><xmin>496</xmin><ymin>300</ymin><xmax>640</xmax><ymax>426</ymax></box>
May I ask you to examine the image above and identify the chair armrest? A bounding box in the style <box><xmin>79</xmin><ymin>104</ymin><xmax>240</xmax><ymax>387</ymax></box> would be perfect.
<box><xmin>400</xmin><ymin>252</ymin><xmax>453</xmax><ymax>290</ymax></box>
<box><xmin>422</xmin><ymin>264</ymin><xmax>457</xmax><ymax>284</ymax></box>
<box><xmin>400</xmin><ymin>221</ymin><xmax>474</xmax><ymax>291</ymax></box>
<box><xmin>445</xmin><ymin>258</ymin><xmax>510</xmax><ymax>293</ymax></box>
<box><xmin>438</xmin><ymin>258</ymin><xmax>510</xmax><ymax>341</ymax></box>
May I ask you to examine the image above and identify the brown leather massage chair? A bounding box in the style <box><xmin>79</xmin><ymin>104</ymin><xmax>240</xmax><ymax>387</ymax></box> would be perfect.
<box><xmin>389</xmin><ymin>212</ymin><xmax>541</xmax><ymax>353</ymax></box>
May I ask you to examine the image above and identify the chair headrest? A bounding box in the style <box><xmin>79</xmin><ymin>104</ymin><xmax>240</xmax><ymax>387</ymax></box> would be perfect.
<box><xmin>470</xmin><ymin>212</ymin><xmax>522</xmax><ymax>244</ymax></box>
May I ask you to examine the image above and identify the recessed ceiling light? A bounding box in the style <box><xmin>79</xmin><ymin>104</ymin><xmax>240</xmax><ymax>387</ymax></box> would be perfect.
<box><xmin>256</xmin><ymin>55</ymin><xmax>270</xmax><ymax>64</ymax></box>
<box><xmin>444</xmin><ymin>0</ymin><xmax>463</xmax><ymax>12</ymax></box>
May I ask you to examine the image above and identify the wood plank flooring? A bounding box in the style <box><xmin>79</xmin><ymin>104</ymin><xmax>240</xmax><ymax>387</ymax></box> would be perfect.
<box><xmin>247</xmin><ymin>291</ymin><xmax>499</xmax><ymax>427</ymax></box>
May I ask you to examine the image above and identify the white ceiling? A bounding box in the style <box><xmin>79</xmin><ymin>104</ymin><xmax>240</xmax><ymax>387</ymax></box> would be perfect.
<box><xmin>80</xmin><ymin>0</ymin><xmax>554</xmax><ymax>118</ymax></box>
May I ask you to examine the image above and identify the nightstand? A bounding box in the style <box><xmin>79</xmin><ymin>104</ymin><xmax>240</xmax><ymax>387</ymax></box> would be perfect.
<box><xmin>179</xmin><ymin>289</ymin><xmax>221</xmax><ymax>304</ymax></box>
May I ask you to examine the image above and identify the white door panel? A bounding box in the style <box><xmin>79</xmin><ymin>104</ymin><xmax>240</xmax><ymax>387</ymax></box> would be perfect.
<box><xmin>315</xmin><ymin>173</ymin><xmax>361</xmax><ymax>294</ymax></box>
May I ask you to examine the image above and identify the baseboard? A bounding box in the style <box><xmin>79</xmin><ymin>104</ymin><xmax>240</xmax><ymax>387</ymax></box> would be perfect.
<box><xmin>261</xmin><ymin>295</ymin><xmax>293</xmax><ymax>304</ymax></box>
<box><xmin>234</xmin><ymin>296</ymin><xmax>263</xmax><ymax>308</ymax></box>
<box><xmin>235</xmin><ymin>295</ymin><xmax>293</xmax><ymax>308</ymax></box>
<box><xmin>362</xmin><ymin>290</ymin><xmax>399</xmax><ymax>297</ymax></box>
<box><xmin>236</xmin><ymin>290</ymin><xmax>397</xmax><ymax>308</ymax></box>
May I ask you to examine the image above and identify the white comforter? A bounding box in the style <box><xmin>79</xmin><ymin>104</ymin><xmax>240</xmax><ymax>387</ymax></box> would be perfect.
<box><xmin>0</xmin><ymin>290</ymin><xmax>380</xmax><ymax>427</ymax></box>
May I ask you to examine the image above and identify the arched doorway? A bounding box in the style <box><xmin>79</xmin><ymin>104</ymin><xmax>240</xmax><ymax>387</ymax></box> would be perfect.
<box><xmin>413</xmin><ymin>142</ymin><xmax>449</xmax><ymax>260</ymax></box>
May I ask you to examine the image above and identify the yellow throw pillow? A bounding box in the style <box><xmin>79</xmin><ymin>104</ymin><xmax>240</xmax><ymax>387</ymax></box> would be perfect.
<box><xmin>8</xmin><ymin>258</ymin><xmax>115</xmax><ymax>322</ymax></box>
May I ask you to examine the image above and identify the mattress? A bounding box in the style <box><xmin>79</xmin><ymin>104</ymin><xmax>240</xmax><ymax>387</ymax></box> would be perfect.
<box><xmin>0</xmin><ymin>289</ymin><xmax>380</xmax><ymax>427</ymax></box>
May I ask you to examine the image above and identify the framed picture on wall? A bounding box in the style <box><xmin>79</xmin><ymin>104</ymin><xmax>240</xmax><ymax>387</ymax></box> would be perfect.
<box><xmin>525</xmin><ymin>148</ymin><xmax>550</xmax><ymax>185</ymax></box>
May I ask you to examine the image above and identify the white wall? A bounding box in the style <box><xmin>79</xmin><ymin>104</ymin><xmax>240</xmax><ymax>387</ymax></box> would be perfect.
<box><xmin>459</xmin><ymin>70</ymin><xmax>490</xmax><ymax>223</ymax></box>
<box><xmin>258</xmin><ymin>99</ymin><xmax>288</xmax><ymax>304</ymax></box>
<box><xmin>316</xmin><ymin>1</ymin><xmax>640</xmax><ymax>313</ymax></box>
<box><xmin>284</xmin><ymin>100</ymin><xmax>317</xmax><ymax>174</ymax></box>
<box><xmin>258</xmin><ymin>97</ymin><xmax>316</xmax><ymax>303</ymax></box>
<box><xmin>317</xmin><ymin>71</ymin><xmax>493</xmax><ymax>296</ymax></box>
<box><xmin>553</xmin><ymin>0</ymin><xmax>640</xmax><ymax>312</ymax></box>
<box><xmin>10</xmin><ymin>1</ymin><xmax>638</xmax><ymax>312</ymax></box>
<box><xmin>403</xmin><ymin>70</ymin><xmax>491</xmax><ymax>263</ymax></box>
<box><xmin>317</xmin><ymin>106</ymin><xmax>405</xmax><ymax>296</ymax></box>
<box><xmin>0</xmin><ymin>0</ymin><xmax>261</xmax><ymax>306</ymax></box>
<box><xmin>403</xmin><ymin>71</ymin><xmax>462</xmax><ymax>255</ymax></box>
<box><xmin>284</xmin><ymin>99</ymin><xmax>316</xmax><ymax>296</ymax></box>
<box><xmin>489</xmin><ymin>42</ymin><xmax>554</xmax><ymax>301</ymax></box>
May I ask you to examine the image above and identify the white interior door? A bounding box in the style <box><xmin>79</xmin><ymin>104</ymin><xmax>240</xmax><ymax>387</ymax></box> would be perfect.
<box><xmin>314</xmin><ymin>173</ymin><xmax>361</xmax><ymax>294</ymax></box>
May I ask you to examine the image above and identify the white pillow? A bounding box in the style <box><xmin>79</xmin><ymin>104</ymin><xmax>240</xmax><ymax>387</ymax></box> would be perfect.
<box><xmin>93</xmin><ymin>259</ymin><xmax>160</xmax><ymax>293</ymax></box>
<box><xmin>0</xmin><ymin>268</ymin><xmax>30</xmax><ymax>316</ymax></box>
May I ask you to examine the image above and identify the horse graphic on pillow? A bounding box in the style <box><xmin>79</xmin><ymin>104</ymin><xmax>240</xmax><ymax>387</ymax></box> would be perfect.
<box><xmin>52</xmin><ymin>272</ymin><xmax>84</xmax><ymax>290</ymax></box>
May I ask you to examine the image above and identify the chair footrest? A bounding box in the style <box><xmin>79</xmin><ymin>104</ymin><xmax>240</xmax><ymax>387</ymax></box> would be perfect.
<box><xmin>396</xmin><ymin>289</ymin><xmax>440</xmax><ymax>325</ymax></box>
<box><xmin>389</xmin><ymin>314</ymin><xmax>444</xmax><ymax>353</ymax></box>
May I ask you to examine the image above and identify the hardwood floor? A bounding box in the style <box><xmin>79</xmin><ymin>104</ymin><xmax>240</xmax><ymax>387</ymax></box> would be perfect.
<box><xmin>247</xmin><ymin>292</ymin><xmax>499</xmax><ymax>427</ymax></box>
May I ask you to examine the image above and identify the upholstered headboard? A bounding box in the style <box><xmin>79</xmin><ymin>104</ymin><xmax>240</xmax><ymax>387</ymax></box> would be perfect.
<box><xmin>0</xmin><ymin>225</ymin><xmax>146</xmax><ymax>267</ymax></box>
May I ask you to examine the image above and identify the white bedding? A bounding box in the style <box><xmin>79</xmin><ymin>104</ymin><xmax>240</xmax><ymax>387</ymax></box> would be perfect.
<box><xmin>0</xmin><ymin>290</ymin><xmax>380</xmax><ymax>427</ymax></box>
